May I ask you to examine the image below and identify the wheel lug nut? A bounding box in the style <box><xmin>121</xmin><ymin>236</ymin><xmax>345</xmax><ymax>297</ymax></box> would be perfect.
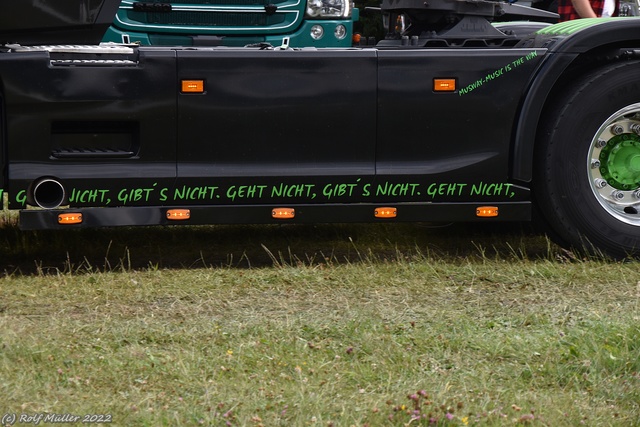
<box><xmin>634</xmin><ymin>190</ymin><xmax>640</xmax><ymax>199</ymax></box>
<box><xmin>611</xmin><ymin>190</ymin><xmax>625</xmax><ymax>200</ymax></box>
<box><xmin>631</xmin><ymin>123</ymin><xmax>640</xmax><ymax>135</ymax></box>
<box><xmin>611</xmin><ymin>124</ymin><xmax>625</xmax><ymax>135</ymax></box>
<box><xmin>595</xmin><ymin>139</ymin><xmax>607</xmax><ymax>148</ymax></box>
<box><xmin>595</xmin><ymin>178</ymin><xmax>607</xmax><ymax>188</ymax></box>
<box><xmin>591</xmin><ymin>159</ymin><xmax>601</xmax><ymax>168</ymax></box>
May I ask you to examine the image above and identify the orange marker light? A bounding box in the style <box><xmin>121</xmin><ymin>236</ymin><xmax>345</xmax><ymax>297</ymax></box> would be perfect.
<box><xmin>58</xmin><ymin>213</ymin><xmax>83</xmax><ymax>224</ymax></box>
<box><xmin>166</xmin><ymin>209</ymin><xmax>191</xmax><ymax>220</ymax></box>
<box><xmin>272</xmin><ymin>208</ymin><xmax>295</xmax><ymax>219</ymax></box>
<box><xmin>434</xmin><ymin>78</ymin><xmax>456</xmax><ymax>92</ymax></box>
<box><xmin>476</xmin><ymin>206</ymin><xmax>499</xmax><ymax>217</ymax></box>
<box><xmin>374</xmin><ymin>207</ymin><xmax>397</xmax><ymax>218</ymax></box>
<box><xmin>181</xmin><ymin>80</ymin><xmax>204</xmax><ymax>93</ymax></box>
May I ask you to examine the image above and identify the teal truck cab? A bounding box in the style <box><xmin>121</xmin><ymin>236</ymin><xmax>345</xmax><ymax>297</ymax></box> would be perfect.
<box><xmin>102</xmin><ymin>0</ymin><xmax>357</xmax><ymax>47</ymax></box>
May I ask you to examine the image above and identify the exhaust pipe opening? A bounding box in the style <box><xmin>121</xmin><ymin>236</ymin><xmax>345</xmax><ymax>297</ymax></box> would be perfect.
<box><xmin>32</xmin><ymin>179</ymin><xmax>66</xmax><ymax>209</ymax></box>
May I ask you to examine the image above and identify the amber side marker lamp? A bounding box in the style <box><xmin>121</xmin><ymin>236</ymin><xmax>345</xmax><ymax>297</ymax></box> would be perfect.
<box><xmin>58</xmin><ymin>213</ymin><xmax>83</xmax><ymax>225</ymax></box>
<box><xmin>374</xmin><ymin>207</ymin><xmax>397</xmax><ymax>218</ymax></box>
<box><xmin>476</xmin><ymin>206</ymin><xmax>499</xmax><ymax>217</ymax></box>
<box><xmin>181</xmin><ymin>80</ymin><xmax>204</xmax><ymax>93</ymax></box>
<box><xmin>167</xmin><ymin>209</ymin><xmax>191</xmax><ymax>220</ymax></box>
<box><xmin>272</xmin><ymin>208</ymin><xmax>295</xmax><ymax>219</ymax></box>
<box><xmin>434</xmin><ymin>78</ymin><xmax>456</xmax><ymax>92</ymax></box>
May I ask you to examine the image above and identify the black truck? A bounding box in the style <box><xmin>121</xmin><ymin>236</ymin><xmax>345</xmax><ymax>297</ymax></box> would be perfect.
<box><xmin>1</xmin><ymin>0</ymin><xmax>640</xmax><ymax>257</ymax></box>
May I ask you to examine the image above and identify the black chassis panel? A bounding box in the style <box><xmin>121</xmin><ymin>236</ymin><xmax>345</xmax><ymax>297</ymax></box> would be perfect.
<box><xmin>0</xmin><ymin>44</ymin><xmax>545</xmax><ymax>228</ymax></box>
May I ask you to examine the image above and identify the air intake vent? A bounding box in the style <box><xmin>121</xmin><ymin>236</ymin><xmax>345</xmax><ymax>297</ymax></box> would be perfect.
<box><xmin>51</xmin><ymin>121</ymin><xmax>139</xmax><ymax>159</ymax></box>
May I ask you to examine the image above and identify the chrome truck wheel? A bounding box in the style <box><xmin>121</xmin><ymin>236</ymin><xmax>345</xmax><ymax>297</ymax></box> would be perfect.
<box><xmin>535</xmin><ymin>62</ymin><xmax>640</xmax><ymax>258</ymax></box>
<box><xmin>588</xmin><ymin>105</ymin><xmax>640</xmax><ymax>225</ymax></box>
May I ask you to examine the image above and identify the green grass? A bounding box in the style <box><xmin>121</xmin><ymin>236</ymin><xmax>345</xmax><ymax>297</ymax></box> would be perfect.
<box><xmin>1</xmin><ymin>220</ymin><xmax>639</xmax><ymax>426</ymax></box>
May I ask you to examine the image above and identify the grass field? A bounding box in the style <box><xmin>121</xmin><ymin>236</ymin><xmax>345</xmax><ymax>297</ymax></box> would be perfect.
<box><xmin>1</xmin><ymin>219</ymin><xmax>639</xmax><ymax>426</ymax></box>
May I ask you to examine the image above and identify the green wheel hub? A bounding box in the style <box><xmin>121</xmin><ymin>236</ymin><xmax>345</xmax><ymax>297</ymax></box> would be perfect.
<box><xmin>587</xmin><ymin>106</ymin><xmax>640</xmax><ymax>227</ymax></box>
<box><xmin>599</xmin><ymin>133</ymin><xmax>640</xmax><ymax>190</ymax></box>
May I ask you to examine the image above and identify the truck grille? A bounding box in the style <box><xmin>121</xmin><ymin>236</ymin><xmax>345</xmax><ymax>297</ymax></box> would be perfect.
<box><xmin>170</xmin><ymin>0</ymin><xmax>280</xmax><ymax>4</ymax></box>
<box><xmin>135</xmin><ymin>11</ymin><xmax>286</xmax><ymax>27</ymax></box>
<box><xmin>114</xmin><ymin>0</ymin><xmax>303</xmax><ymax>34</ymax></box>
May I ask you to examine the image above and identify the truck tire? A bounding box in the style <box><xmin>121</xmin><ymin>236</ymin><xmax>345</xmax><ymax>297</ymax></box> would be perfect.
<box><xmin>535</xmin><ymin>61</ymin><xmax>640</xmax><ymax>258</ymax></box>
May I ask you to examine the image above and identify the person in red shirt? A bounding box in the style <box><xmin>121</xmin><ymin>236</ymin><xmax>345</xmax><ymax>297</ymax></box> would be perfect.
<box><xmin>557</xmin><ymin>0</ymin><xmax>618</xmax><ymax>21</ymax></box>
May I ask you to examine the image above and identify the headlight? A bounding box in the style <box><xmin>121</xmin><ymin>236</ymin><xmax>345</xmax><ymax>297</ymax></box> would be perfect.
<box><xmin>306</xmin><ymin>0</ymin><xmax>351</xmax><ymax>18</ymax></box>
<box><xmin>310</xmin><ymin>24</ymin><xmax>324</xmax><ymax>40</ymax></box>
